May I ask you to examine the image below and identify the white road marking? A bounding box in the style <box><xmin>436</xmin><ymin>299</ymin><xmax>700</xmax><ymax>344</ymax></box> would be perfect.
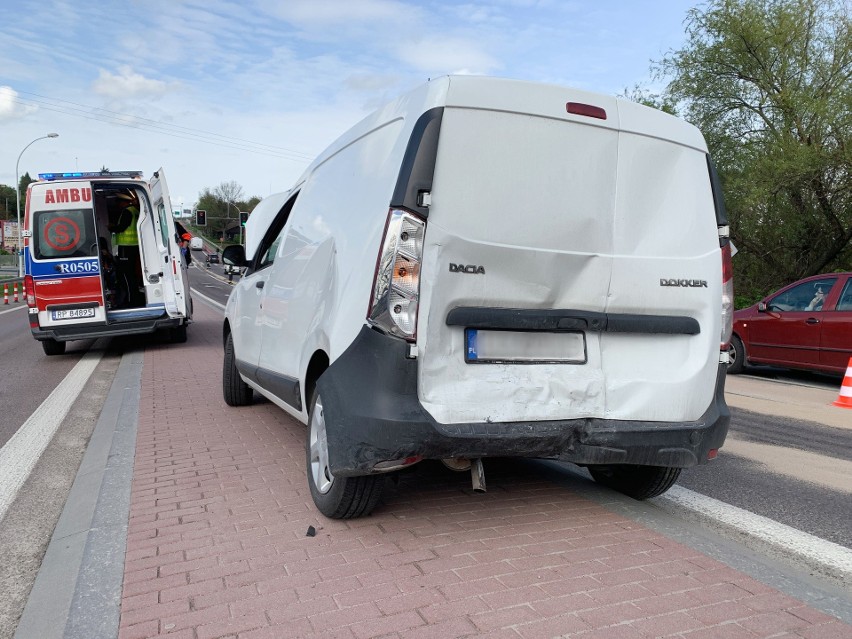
<box><xmin>0</xmin><ymin>305</ymin><xmax>27</xmax><ymax>316</ymax></box>
<box><xmin>659</xmin><ymin>485</ymin><xmax>852</xmax><ymax>582</ymax></box>
<box><xmin>189</xmin><ymin>287</ymin><xmax>225</xmax><ymax>312</ymax></box>
<box><xmin>0</xmin><ymin>349</ymin><xmax>102</xmax><ymax>523</ymax></box>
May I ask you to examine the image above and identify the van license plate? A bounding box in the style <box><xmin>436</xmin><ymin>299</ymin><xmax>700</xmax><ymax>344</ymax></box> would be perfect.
<box><xmin>52</xmin><ymin>308</ymin><xmax>96</xmax><ymax>320</ymax></box>
<box><xmin>465</xmin><ymin>329</ymin><xmax>586</xmax><ymax>364</ymax></box>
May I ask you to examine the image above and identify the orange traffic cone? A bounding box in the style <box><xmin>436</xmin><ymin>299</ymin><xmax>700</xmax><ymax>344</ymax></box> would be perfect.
<box><xmin>12</xmin><ymin>282</ymin><xmax>18</xmax><ymax>303</ymax></box>
<box><xmin>3</xmin><ymin>283</ymin><xmax>7</xmax><ymax>305</ymax></box>
<box><xmin>833</xmin><ymin>358</ymin><xmax>852</xmax><ymax>409</ymax></box>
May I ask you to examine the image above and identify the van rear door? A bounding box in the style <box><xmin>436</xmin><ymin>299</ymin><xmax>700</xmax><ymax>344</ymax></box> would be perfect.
<box><xmin>26</xmin><ymin>181</ymin><xmax>107</xmax><ymax>328</ymax></box>
<box><xmin>417</xmin><ymin>81</ymin><xmax>720</xmax><ymax>426</ymax></box>
<box><xmin>149</xmin><ymin>169</ymin><xmax>190</xmax><ymax>318</ymax></box>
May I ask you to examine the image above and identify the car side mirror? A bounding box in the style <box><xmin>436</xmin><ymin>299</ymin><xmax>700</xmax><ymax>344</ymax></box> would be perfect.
<box><xmin>757</xmin><ymin>302</ymin><xmax>767</xmax><ymax>313</ymax></box>
<box><xmin>222</xmin><ymin>245</ymin><xmax>247</xmax><ymax>267</ymax></box>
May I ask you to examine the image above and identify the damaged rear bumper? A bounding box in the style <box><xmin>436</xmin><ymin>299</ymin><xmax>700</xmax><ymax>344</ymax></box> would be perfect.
<box><xmin>318</xmin><ymin>326</ymin><xmax>730</xmax><ymax>477</ymax></box>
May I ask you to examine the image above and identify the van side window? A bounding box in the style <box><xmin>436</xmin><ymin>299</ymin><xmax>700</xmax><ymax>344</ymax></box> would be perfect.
<box><xmin>258</xmin><ymin>236</ymin><xmax>282</xmax><ymax>269</ymax></box>
<box><xmin>156</xmin><ymin>201</ymin><xmax>171</xmax><ymax>250</ymax></box>
<box><xmin>32</xmin><ymin>209</ymin><xmax>98</xmax><ymax>260</ymax></box>
<box><xmin>252</xmin><ymin>192</ymin><xmax>299</xmax><ymax>272</ymax></box>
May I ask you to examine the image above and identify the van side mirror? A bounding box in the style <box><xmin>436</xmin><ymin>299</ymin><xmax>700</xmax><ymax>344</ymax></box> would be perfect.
<box><xmin>757</xmin><ymin>302</ymin><xmax>767</xmax><ymax>313</ymax></box>
<box><xmin>222</xmin><ymin>245</ymin><xmax>246</xmax><ymax>267</ymax></box>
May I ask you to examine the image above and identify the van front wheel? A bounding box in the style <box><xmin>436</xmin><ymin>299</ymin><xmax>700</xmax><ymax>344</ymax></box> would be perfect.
<box><xmin>588</xmin><ymin>464</ymin><xmax>681</xmax><ymax>500</ymax></box>
<box><xmin>306</xmin><ymin>389</ymin><xmax>383</xmax><ymax>519</ymax></box>
<box><xmin>42</xmin><ymin>339</ymin><xmax>66</xmax><ymax>356</ymax></box>
<box><xmin>222</xmin><ymin>333</ymin><xmax>253</xmax><ymax>406</ymax></box>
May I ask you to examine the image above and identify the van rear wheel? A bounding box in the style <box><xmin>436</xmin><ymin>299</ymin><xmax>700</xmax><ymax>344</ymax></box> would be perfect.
<box><xmin>588</xmin><ymin>464</ymin><xmax>681</xmax><ymax>500</ymax></box>
<box><xmin>223</xmin><ymin>333</ymin><xmax>253</xmax><ymax>406</ymax></box>
<box><xmin>306</xmin><ymin>388</ymin><xmax>383</xmax><ymax>519</ymax></box>
<box><xmin>42</xmin><ymin>339</ymin><xmax>66</xmax><ymax>356</ymax></box>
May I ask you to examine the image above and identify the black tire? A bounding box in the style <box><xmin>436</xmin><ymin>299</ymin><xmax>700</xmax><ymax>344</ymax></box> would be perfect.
<box><xmin>306</xmin><ymin>388</ymin><xmax>383</xmax><ymax>519</ymax></box>
<box><xmin>42</xmin><ymin>339</ymin><xmax>66</xmax><ymax>356</ymax></box>
<box><xmin>727</xmin><ymin>334</ymin><xmax>745</xmax><ymax>374</ymax></box>
<box><xmin>223</xmin><ymin>333</ymin><xmax>253</xmax><ymax>406</ymax></box>
<box><xmin>170</xmin><ymin>323</ymin><xmax>188</xmax><ymax>343</ymax></box>
<box><xmin>588</xmin><ymin>464</ymin><xmax>681</xmax><ymax>500</ymax></box>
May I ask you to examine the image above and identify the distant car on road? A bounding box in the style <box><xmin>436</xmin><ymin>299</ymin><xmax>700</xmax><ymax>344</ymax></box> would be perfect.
<box><xmin>728</xmin><ymin>272</ymin><xmax>852</xmax><ymax>375</ymax></box>
<box><xmin>206</xmin><ymin>253</ymin><xmax>220</xmax><ymax>264</ymax></box>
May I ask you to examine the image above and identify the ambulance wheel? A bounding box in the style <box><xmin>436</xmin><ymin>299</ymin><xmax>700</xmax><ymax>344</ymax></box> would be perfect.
<box><xmin>42</xmin><ymin>339</ymin><xmax>66</xmax><ymax>356</ymax></box>
<box><xmin>588</xmin><ymin>464</ymin><xmax>681</xmax><ymax>500</ymax></box>
<box><xmin>170</xmin><ymin>323</ymin><xmax>188</xmax><ymax>343</ymax></box>
<box><xmin>306</xmin><ymin>388</ymin><xmax>383</xmax><ymax>519</ymax></box>
<box><xmin>223</xmin><ymin>333</ymin><xmax>252</xmax><ymax>406</ymax></box>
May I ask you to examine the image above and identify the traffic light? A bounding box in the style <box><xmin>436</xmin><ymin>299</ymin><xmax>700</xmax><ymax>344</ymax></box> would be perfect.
<box><xmin>239</xmin><ymin>211</ymin><xmax>249</xmax><ymax>226</ymax></box>
<box><xmin>196</xmin><ymin>209</ymin><xmax>206</xmax><ymax>226</ymax></box>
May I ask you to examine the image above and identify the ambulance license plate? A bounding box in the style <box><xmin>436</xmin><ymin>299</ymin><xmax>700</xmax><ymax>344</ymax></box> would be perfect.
<box><xmin>52</xmin><ymin>308</ymin><xmax>96</xmax><ymax>320</ymax></box>
<box><xmin>465</xmin><ymin>329</ymin><xmax>586</xmax><ymax>364</ymax></box>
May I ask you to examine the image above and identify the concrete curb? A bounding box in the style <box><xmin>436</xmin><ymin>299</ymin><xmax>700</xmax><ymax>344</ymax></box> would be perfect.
<box><xmin>14</xmin><ymin>350</ymin><xmax>142</xmax><ymax>639</ymax></box>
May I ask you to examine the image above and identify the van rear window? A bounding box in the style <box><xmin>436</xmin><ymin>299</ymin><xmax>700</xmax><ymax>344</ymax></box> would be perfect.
<box><xmin>32</xmin><ymin>209</ymin><xmax>97</xmax><ymax>260</ymax></box>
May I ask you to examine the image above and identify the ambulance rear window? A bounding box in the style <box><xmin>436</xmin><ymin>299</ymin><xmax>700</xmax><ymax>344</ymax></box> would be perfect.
<box><xmin>32</xmin><ymin>209</ymin><xmax>98</xmax><ymax>260</ymax></box>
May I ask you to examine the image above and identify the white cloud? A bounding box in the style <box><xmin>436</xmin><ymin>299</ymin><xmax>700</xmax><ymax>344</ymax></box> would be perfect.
<box><xmin>92</xmin><ymin>66</ymin><xmax>174</xmax><ymax>99</ymax></box>
<box><xmin>0</xmin><ymin>86</ymin><xmax>38</xmax><ymax>121</ymax></box>
<box><xmin>396</xmin><ymin>37</ymin><xmax>499</xmax><ymax>75</ymax></box>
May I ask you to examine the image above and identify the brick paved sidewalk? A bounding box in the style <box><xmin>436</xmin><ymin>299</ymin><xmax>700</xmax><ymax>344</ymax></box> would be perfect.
<box><xmin>118</xmin><ymin>302</ymin><xmax>851</xmax><ymax>639</ymax></box>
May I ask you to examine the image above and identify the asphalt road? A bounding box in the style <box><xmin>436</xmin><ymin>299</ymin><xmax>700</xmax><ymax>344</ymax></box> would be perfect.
<box><xmin>0</xmin><ymin>303</ymin><xmax>93</xmax><ymax>448</ymax></box>
<box><xmin>678</xmin><ymin>409</ymin><xmax>851</xmax><ymax>547</ymax></box>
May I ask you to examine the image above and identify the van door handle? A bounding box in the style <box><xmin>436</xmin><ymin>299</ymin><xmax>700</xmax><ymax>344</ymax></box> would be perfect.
<box><xmin>805</xmin><ymin>317</ymin><xmax>820</xmax><ymax>325</ymax></box>
<box><xmin>256</xmin><ymin>281</ymin><xmax>265</xmax><ymax>289</ymax></box>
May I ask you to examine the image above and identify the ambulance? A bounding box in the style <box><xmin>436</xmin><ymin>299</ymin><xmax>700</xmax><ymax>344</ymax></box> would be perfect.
<box><xmin>24</xmin><ymin>169</ymin><xmax>192</xmax><ymax>355</ymax></box>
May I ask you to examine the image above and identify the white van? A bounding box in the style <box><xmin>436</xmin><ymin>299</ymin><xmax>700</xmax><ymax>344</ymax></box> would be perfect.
<box><xmin>222</xmin><ymin>76</ymin><xmax>733</xmax><ymax>518</ymax></box>
<box><xmin>25</xmin><ymin>169</ymin><xmax>192</xmax><ymax>355</ymax></box>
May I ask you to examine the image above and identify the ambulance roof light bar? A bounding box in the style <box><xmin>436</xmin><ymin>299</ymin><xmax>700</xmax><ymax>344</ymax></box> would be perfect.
<box><xmin>38</xmin><ymin>170</ymin><xmax>144</xmax><ymax>181</ymax></box>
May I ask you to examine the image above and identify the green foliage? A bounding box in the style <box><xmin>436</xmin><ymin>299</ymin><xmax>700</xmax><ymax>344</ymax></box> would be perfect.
<box><xmin>193</xmin><ymin>182</ymin><xmax>260</xmax><ymax>241</ymax></box>
<box><xmin>16</xmin><ymin>173</ymin><xmax>35</xmax><ymax>216</ymax></box>
<box><xmin>656</xmin><ymin>0</ymin><xmax>851</xmax><ymax>299</ymax></box>
<box><xmin>0</xmin><ymin>184</ymin><xmax>16</xmax><ymax>219</ymax></box>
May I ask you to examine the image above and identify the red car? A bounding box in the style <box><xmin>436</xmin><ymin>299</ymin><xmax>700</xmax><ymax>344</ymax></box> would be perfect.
<box><xmin>728</xmin><ymin>272</ymin><xmax>852</xmax><ymax>375</ymax></box>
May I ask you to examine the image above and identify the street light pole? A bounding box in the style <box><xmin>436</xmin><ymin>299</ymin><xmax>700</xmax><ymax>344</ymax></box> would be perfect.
<box><xmin>226</xmin><ymin>200</ymin><xmax>243</xmax><ymax>247</ymax></box>
<box><xmin>16</xmin><ymin>133</ymin><xmax>59</xmax><ymax>276</ymax></box>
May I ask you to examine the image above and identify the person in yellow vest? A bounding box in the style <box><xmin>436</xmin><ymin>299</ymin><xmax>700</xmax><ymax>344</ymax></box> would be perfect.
<box><xmin>113</xmin><ymin>195</ymin><xmax>139</xmax><ymax>247</ymax></box>
<box><xmin>111</xmin><ymin>192</ymin><xmax>143</xmax><ymax>306</ymax></box>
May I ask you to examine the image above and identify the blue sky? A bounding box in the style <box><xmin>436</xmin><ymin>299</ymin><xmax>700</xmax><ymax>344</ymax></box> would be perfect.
<box><xmin>1</xmin><ymin>0</ymin><xmax>699</xmax><ymax>209</ymax></box>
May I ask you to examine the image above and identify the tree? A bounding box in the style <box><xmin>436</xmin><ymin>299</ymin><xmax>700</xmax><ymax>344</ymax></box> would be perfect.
<box><xmin>17</xmin><ymin>173</ymin><xmax>36</xmax><ymax>217</ymax></box>
<box><xmin>656</xmin><ymin>0</ymin><xmax>851</xmax><ymax>301</ymax></box>
<box><xmin>194</xmin><ymin>182</ymin><xmax>259</xmax><ymax>241</ymax></box>
<box><xmin>0</xmin><ymin>184</ymin><xmax>16</xmax><ymax>219</ymax></box>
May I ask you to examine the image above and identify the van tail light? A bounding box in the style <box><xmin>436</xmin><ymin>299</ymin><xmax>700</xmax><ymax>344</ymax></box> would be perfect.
<box><xmin>368</xmin><ymin>209</ymin><xmax>425</xmax><ymax>342</ymax></box>
<box><xmin>720</xmin><ymin>229</ymin><xmax>734</xmax><ymax>349</ymax></box>
<box><xmin>24</xmin><ymin>275</ymin><xmax>36</xmax><ymax>307</ymax></box>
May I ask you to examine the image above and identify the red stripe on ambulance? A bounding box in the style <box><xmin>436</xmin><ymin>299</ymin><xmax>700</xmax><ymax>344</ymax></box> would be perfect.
<box><xmin>34</xmin><ymin>275</ymin><xmax>103</xmax><ymax>311</ymax></box>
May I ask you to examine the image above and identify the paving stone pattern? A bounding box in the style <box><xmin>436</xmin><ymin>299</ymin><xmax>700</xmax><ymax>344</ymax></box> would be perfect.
<box><xmin>119</xmin><ymin>303</ymin><xmax>852</xmax><ymax>638</ymax></box>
